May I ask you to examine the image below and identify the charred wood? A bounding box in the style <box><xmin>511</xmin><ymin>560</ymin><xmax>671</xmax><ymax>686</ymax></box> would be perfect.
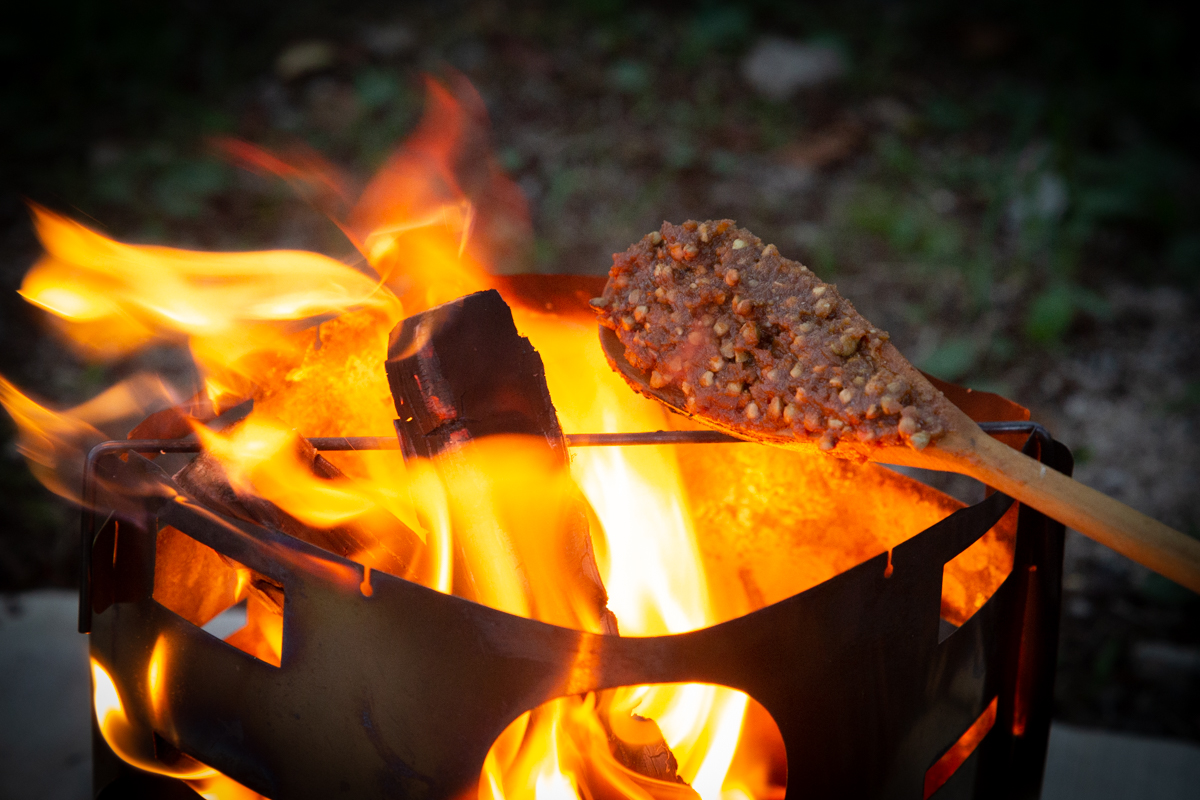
<box><xmin>385</xmin><ymin>289</ymin><xmax>617</xmax><ymax>633</ymax></box>
<box><xmin>387</xmin><ymin>288</ymin><xmax>568</xmax><ymax>459</ymax></box>
<box><xmin>172</xmin><ymin>424</ymin><xmax>425</xmax><ymax>583</ymax></box>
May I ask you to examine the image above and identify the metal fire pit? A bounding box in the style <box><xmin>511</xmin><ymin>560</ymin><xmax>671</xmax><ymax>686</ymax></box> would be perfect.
<box><xmin>82</xmin><ymin>276</ymin><xmax>1071</xmax><ymax>800</ymax></box>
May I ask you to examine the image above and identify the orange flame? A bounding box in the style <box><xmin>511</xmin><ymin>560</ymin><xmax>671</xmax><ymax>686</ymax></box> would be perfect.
<box><xmin>19</xmin><ymin>75</ymin><xmax>783</xmax><ymax>799</ymax></box>
<box><xmin>348</xmin><ymin>76</ymin><xmax>530</xmax><ymax>303</ymax></box>
<box><xmin>8</xmin><ymin>72</ymin><xmax>1012</xmax><ymax>800</ymax></box>
<box><xmin>484</xmin><ymin>309</ymin><xmax>775</xmax><ymax>800</ymax></box>
<box><xmin>193</xmin><ymin>416</ymin><xmax>419</xmax><ymax>533</ymax></box>
<box><xmin>91</xmin><ymin>657</ymin><xmax>216</xmax><ymax>781</ymax></box>
<box><xmin>21</xmin><ymin>205</ymin><xmax>391</xmax><ymax>356</ymax></box>
<box><xmin>0</xmin><ymin>373</ymin><xmax>179</xmax><ymax>501</ymax></box>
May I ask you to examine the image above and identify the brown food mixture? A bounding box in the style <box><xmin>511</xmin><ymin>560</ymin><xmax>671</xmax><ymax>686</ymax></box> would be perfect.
<box><xmin>592</xmin><ymin>220</ymin><xmax>948</xmax><ymax>456</ymax></box>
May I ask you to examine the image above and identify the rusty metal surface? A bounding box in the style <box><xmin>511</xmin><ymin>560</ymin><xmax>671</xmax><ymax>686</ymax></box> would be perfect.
<box><xmin>86</xmin><ymin>423</ymin><xmax>1068</xmax><ymax>800</ymax></box>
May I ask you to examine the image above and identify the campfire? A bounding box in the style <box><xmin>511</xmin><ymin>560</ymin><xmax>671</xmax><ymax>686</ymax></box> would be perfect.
<box><xmin>1</xmin><ymin>77</ymin><xmax>1068</xmax><ymax>800</ymax></box>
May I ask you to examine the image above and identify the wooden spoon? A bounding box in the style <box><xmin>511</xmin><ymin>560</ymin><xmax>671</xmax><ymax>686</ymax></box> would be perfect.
<box><xmin>600</xmin><ymin>325</ymin><xmax>1200</xmax><ymax>593</ymax></box>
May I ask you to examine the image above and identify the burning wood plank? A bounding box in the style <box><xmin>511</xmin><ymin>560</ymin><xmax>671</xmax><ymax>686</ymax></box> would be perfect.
<box><xmin>121</xmin><ymin>393</ymin><xmax>428</xmax><ymax>640</ymax></box>
<box><xmin>386</xmin><ymin>288</ymin><xmax>617</xmax><ymax>633</ymax></box>
<box><xmin>127</xmin><ymin>393</ymin><xmax>224</xmax><ymax>443</ymax></box>
<box><xmin>387</xmin><ymin>288</ymin><xmax>568</xmax><ymax>460</ymax></box>
<box><xmin>173</xmin><ymin>426</ymin><xmax>424</xmax><ymax>583</ymax></box>
<box><xmin>386</xmin><ymin>288</ymin><xmax>696</xmax><ymax>786</ymax></box>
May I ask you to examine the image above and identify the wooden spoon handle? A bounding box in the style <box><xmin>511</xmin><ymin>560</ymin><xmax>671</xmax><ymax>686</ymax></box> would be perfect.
<box><xmin>954</xmin><ymin>430</ymin><xmax>1200</xmax><ymax>593</ymax></box>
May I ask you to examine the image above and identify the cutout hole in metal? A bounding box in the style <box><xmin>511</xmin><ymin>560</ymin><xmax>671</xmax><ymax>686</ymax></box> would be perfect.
<box><xmin>200</xmin><ymin>598</ymin><xmax>248</xmax><ymax>641</ymax></box>
<box><xmin>939</xmin><ymin>503</ymin><xmax>1020</xmax><ymax>642</ymax></box>
<box><xmin>152</xmin><ymin>524</ymin><xmax>284</xmax><ymax>667</ymax></box>
<box><xmin>480</xmin><ymin>683</ymin><xmax>786</xmax><ymax>800</ymax></box>
<box><xmin>923</xmin><ymin>696</ymin><xmax>998</xmax><ymax>798</ymax></box>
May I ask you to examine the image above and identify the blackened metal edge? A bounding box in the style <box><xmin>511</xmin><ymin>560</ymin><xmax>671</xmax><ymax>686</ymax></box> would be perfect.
<box><xmin>973</xmin><ymin>433</ymin><xmax>1071</xmax><ymax>800</ymax></box>
<box><xmin>88</xmin><ymin>423</ymin><xmax>1063</xmax><ymax>799</ymax></box>
<box><xmin>77</xmin><ymin>421</ymin><xmax>1038</xmax><ymax>633</ymax></box>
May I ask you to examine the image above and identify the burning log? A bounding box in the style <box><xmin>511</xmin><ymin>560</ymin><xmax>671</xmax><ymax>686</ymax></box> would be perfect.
<box><xmin>387</xmin><ymin>288</ymin><xmax>568</xmax><ymax>459</ymax></box>
<box><xmin>173</xmin><ymin>423</ymin><xmax>425</xmax><ymax>583</ymax></box>
<box><xmin>598</xmin><ymin>697</ymin><xmax>689</xmax><ymax>788</ymax></box>
<box><xmin>122</xmin><ymin>394</ymin><xmax>425</xmax><ymax>638</ymax></box>
<box><xmin>127</xmin><ymin>393</ymin><xmax>224</xmax><ymax>443</ymax></box>
<box><xmin>385</xmin><ymin>289</ymin><xmax>702</xmax><ymax>786</ymax></box>
<box><xmin>386</xmin><ymin>287</ymin><xmax>618</xmax><ymax>632</ymax></box>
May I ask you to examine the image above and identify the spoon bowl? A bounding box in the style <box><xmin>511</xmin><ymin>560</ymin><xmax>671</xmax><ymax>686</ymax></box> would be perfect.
<box><xmin>600</xmin><ymin>323</ymin><xmax>1200</xmax><ymax>593</ymax></box>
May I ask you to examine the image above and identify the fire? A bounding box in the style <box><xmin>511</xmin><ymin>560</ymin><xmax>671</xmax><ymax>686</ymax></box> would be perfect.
<box><xmin>0</xmin><ymin>72</ymin><xmax>1012</xmax><ymax>800</ymax></box>
<box><xmin>91</xmin><ymin>657</ymin><xmax>216</xmax><ymax>782</ymax></box>
<box><xmin>498</xmin><ymin>309</ymin><xmax>772</xmax><ymax>798</ymax></box>
<box><xmin>0</xmin><ymin>372</ymin><xmax>179</xmax><ymax>501</ymax></box>
<box><xmin>20</xmin><ymin>205</ymin><xmax>393</xmax><ymax>413</ymax></box>
<box><xmin>192</xmin><ymin>416</ymin><xmax>417</xmax><ymax>533</ymax></box>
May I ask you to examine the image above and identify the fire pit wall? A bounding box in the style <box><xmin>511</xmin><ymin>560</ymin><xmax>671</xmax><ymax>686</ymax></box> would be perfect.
<box><xmin>84</xmin><ymin>275</ymin><xmax>1070</xmax><ymax>800</ymax></box>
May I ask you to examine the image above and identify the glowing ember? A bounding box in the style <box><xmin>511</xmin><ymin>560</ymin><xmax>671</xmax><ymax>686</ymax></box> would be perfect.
<box><xmin>0</xmin><ymin>74</ymin><xmax>1013</xmax><ymax>800</ymax></box>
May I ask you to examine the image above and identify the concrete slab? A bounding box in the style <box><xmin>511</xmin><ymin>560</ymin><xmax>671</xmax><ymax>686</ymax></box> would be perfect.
<box><xmin>1042</xmin><ymin>723</ymin><xmax>1200</xmax><ymax>800</ymax></box>
<box><xmin>0</xmin><ymin>590</ymin><xmax>90</xmax><ymax>800</ymax></box>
